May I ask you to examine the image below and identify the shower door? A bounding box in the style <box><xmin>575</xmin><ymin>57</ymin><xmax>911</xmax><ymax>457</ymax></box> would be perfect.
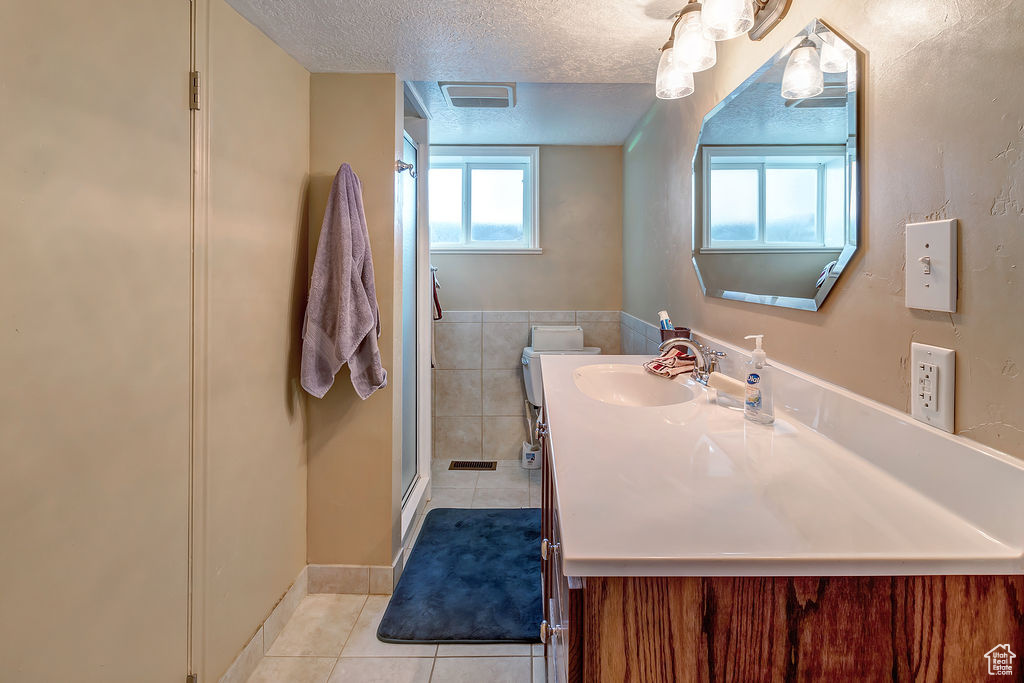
<box><xmin>401</xmin><ymin>132</ymin><xmax>420</xmax><ymax>499</ymax></box>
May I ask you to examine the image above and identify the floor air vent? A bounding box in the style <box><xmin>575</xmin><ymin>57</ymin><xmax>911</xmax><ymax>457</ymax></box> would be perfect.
<box><xmin>449</xmin><ymin>460</ymin><xmax>497</xmax><ymax>471</ymax></box>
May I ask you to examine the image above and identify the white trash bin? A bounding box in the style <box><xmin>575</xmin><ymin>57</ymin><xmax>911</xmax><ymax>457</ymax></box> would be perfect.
<box><xmin>521</xmin><ymin>441</ymin><xmax>541</xmax><ymax>470</ymax></box>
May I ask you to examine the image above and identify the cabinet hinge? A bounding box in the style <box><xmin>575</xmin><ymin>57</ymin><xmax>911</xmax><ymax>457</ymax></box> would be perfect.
<box><xmin>189</xmin><ymin>71</ymin><xmax>201</xmax><ymax>111</ymax></box>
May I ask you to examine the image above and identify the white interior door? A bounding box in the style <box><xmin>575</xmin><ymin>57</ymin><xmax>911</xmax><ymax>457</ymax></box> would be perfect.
<box><xmin>0</xmin><ymin>2</ymin><xmax>193</xmax><ymax>680</ymax></box>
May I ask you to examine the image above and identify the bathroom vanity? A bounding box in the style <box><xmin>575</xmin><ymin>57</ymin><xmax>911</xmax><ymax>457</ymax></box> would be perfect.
<box><xmin>537</xmin><ymin>353</ymin><xmax>1024</xmax><ymax>683</ymax></box>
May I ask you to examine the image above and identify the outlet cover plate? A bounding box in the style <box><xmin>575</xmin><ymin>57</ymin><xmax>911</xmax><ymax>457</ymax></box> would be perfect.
<box><xmin>906</xmin><ymin>219</ymin><xmax>957</xmax><ymax>312</ymax></box>
<box><xmin>911</xmin><ymin>342</ymin><xmax>955</xmax><ymax>433</ymax></box>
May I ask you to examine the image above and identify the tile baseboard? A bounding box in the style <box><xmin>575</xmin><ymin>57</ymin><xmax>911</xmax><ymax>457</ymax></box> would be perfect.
<box><xmin>219</xmin><ymin>565</ymin><xmax>307</xmax><ymax>683</ymax></box>
<box><xmin>219</xmin><ymin>554</ymin><xmax>404</xmax><ymax>682</ymax></box>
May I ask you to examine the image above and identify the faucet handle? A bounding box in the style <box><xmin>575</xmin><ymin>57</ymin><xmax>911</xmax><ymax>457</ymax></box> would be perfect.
<box><xmin>701</xmin><ymin>348</ymin><xmax>726</xmax><ymax>374</ymax></box>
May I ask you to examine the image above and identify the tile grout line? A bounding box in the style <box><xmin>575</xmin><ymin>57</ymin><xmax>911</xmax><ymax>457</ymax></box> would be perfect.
<box><xmin>325</xmin><ymin>594</ymin><xmax>367</xmax><ymax>680</ymax></box>
<box><xmin>478</xmin><ymin>316</ymin><xmax>484</xmax><ymax>459</ymax></box>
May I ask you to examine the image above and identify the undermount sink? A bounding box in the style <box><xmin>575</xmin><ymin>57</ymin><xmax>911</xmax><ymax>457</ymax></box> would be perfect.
<box><xmin>572</xmin><ymin>363</ymin><xmax>697</xmax><ymax>407</ymax></box>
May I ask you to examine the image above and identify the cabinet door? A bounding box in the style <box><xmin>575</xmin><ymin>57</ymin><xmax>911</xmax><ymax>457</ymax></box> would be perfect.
<box><xmin>541</xmin><ymin>405</ymin><xmax>552</xmax><ymax>625</ymax></box>
<box><xmin>549</xmin><ymin>503</ymin><xmax>584</xmax><ymax>683</ymax></box>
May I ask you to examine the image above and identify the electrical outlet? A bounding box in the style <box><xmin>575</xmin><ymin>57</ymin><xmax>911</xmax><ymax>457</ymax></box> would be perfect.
<box><xmin>910</xmin><ymin>342</ymin><xmax>955</xmax><ymax>432</ymax></box>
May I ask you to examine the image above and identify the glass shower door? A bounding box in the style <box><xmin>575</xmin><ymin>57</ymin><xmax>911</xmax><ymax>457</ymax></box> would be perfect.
<box><xmin>400</xmin><ymin>134</ymin><xmax>419</xmax><ymax>499</ymax></box>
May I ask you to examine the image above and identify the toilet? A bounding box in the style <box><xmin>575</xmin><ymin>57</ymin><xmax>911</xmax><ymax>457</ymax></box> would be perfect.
<box><xmin>521</xmin><ymin>325</ymin><xmax>601</xmax><ymax>407</ymax></box>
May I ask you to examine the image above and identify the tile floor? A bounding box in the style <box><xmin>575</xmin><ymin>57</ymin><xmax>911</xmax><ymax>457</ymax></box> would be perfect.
<box><xmin>248</xmin><ymin>594</ymin><xmax>546</xmax><ymax>682</ymax></box>
<box><xmin>427</xmin><ymin>458</ymin><xmax>539</xmax><ymax>508</ymax></box>
<box><xmin>246</xmin><ymin>460</ymin><xmax>545</xmax><ymax>682</ymax></box>
<box><xmin>408</xmin><ymin>459</ymin><xmax>541</xmax><ymax>565</ymax></box>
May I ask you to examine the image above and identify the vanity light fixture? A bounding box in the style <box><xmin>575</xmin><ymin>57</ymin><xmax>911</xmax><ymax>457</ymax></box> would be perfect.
<box><xmin>653</xmin><ymin>0</ymin><xmax>791</xmax><ymax>100</ymax></box>
<box><xmin>701</xmin><ymin>0</ymin><xmax>754</xmax><ymax>41</ymax></box>
<box><xmin>819</xmin><ymin>34</ymin><xmax>855</xmax><ymax>73</ymax></box>
<box><xmin>655</xmin><ymin>36</ymin><xmax>696</xmax><ymax>99</ymax></box>
<box><xmin>673</xmin><ymin>3</ymin><xmax>717</xmax><ymax>72</ymax></box>
<box><xmin>780</xmin><ymin>36</ymin><xmax>824</xmax><ymax>100</ymax></box>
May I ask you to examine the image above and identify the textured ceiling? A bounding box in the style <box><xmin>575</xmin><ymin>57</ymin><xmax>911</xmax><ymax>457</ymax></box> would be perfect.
<box><xmin>225</xmin><ymin>0</ymin><xmax>677</xmax><ymax>82</ymax></box>
<box><xmin>411</xmin><ymin>82</ymin><xmax>654</xmax><ymax>145</ymax></box>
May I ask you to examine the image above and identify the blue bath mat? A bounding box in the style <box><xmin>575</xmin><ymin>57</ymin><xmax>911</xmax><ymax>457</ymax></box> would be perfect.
<box><xmin>377</xmin><ymin>507</ymin><xmax>542</xmax><ymax>643</ymax></box>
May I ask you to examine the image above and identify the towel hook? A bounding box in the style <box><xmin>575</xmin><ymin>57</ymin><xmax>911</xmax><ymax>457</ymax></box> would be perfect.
<box><xmin>395</xmin><ymin>160</ymin><xmax>417</xmax><ymax>178</ymax></box>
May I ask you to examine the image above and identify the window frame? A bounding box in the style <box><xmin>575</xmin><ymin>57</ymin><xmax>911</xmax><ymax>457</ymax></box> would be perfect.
<box><xmin>699</xmin><ymin>145</ymin><xmax>846</xmax><ymax>253</ymax></box>
<box><xmin>428</xmin><ymin>146</ymin><xmax>541</xmax><ymax>254</ymax></box>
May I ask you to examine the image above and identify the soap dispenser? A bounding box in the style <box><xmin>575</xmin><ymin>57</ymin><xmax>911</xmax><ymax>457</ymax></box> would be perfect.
<box><xmin>743</xmin><ymin>334</ymin><xmax>774</xmax><ymax>425</ymax></box>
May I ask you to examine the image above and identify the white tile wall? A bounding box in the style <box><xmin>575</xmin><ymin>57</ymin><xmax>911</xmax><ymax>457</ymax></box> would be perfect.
<box><xmin>620</xmin><ymin>311</ymin><xmax>662</xmax><ymax>356</ymax></box>
<box><xmin>432</xmin><ymin>311</ymin><xmax>621</xmax><ymax>463</ymax></box>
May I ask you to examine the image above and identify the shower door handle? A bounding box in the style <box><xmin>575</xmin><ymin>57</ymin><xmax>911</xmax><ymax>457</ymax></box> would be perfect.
<box><xmin>540</xmin><ymin>620</ymin><xmax>565</xmax><ymax>644</ymax></box>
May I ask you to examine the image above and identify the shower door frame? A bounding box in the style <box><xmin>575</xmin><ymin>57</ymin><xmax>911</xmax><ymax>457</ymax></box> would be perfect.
<box><xmin>400</xmin><ymin>112</ymin><xmax>433</xmax><ymax>537</ymax></box>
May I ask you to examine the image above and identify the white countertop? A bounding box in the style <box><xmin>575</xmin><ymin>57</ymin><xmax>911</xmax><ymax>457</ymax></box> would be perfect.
<box><xmin>541</xmin><ymin>355</ymin><xmax>1023</xmax><ymax>577</ymax></box>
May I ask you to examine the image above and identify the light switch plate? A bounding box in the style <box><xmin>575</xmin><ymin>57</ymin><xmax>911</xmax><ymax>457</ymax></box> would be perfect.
<box><xmin>905</xmin><ymin>219</ymin><xmax>957</xmax><ymax>312</ymax></box>
<box><xmin>911</xmin><ymin>342</ymin><xmax>955</xmax><ymax>432</ymax></box>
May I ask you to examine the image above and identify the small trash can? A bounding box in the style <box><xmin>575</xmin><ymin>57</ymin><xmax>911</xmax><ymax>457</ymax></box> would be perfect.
<box><xmin>521</xmin><ymin>441</ymin><xmax>541</xmax><ymax>470</ymax></box>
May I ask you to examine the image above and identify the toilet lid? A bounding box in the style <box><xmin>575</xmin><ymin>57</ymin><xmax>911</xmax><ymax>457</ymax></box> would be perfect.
<box><xmin>521</xmin><ymin>346</ymin><xmax>601</xmax><ymax>361</ymax></box>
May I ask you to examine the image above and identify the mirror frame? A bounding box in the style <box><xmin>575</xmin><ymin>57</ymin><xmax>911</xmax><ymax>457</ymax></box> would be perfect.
<box><xmin>691</xmin><ymin>19</ymin><xmax>863</xmax><ymax>312</ymax></box>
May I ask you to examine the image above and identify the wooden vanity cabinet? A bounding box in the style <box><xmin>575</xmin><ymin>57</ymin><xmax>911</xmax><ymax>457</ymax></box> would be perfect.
<box><xmin>540</xmin><ymin>414</ymin><xmax>583</xmax><ymax>683</ymax></box>
<box><xmin>539</xmin><ymin>408</ymin><xmax>1024</xmax><ymax>683</ymax></box>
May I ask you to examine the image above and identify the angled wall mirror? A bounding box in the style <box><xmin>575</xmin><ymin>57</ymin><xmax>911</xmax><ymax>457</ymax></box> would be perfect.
<box><xmin>692</xmin><ymin>18</ymin><xmax>862</xmax><ymax>311</ymax></box>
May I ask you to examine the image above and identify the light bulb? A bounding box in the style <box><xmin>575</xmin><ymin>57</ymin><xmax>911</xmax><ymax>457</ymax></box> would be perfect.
<box><xmin>781</xmin><ymin>39</ymin><xmax>824</xmax><ymax>100</ymax></box>
<box><xmin>701</xmin><ymin>0</ymin><xmax>754</xmax><ymax>41</ymax></box>
<box><xmin>673</xmin><ymin>7</ymin><xmax>717</xmax><ymax>72</ymax></box>
<box><xmin>820</xmin><ymin>35</ymin><xmax>855</xmax><ymax>73</ymax></box>
<box><xmin>655</xmin><ymin>46</ymin><xmax>695</xmax><ymax>99</ymax></box>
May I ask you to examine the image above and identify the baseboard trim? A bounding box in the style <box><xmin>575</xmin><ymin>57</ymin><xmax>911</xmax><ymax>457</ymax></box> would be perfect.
<box><xmin>218</xmin><ymin>557</ymin><xmax>409</xmax><ymax>682</ymax></box>
<box><xmin>218</xmin><ymin>565</ymin><xmax>307</xmax><ymax>683</ymax></box>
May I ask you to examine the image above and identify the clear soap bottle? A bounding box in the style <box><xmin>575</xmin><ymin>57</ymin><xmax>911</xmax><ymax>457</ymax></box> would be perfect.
<box><xmin>743</xmin><ymin>334</ymin><xmax>774</xmax><ymax>425</ymax></box>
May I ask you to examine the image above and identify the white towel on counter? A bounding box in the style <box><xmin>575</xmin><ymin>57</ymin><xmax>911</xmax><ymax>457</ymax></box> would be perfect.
<box><xmin>642</xmin><ymin>348</ymin><xmax>696</xmax><ymax>379</ymax></box>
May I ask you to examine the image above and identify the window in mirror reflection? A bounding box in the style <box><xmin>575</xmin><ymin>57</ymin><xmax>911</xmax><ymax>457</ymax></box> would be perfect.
<box><xmin>708</xmin><ymin>168</ymin><xmax>759</xmax><ymax>242</ymax></box>
<box><xmin>765</xmin><ymin>167</ymin><xmax>817</xmax><ymax>243</ymax></box>
<box><xmin>703</xmin><ymin>145</ymin><xmax>846</xmax><ymax>251</ymax></box>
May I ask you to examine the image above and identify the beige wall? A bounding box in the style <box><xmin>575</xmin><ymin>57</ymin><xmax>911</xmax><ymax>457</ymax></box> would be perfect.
<box><xmin>0</xmin><ymin>2</ymin><xmax>193</xmax><ymax>680</ymax></box>
<box><xmin>202</xmin><ymin>2</ymin><xmax>311</xmax><ymax>680</ymax></box>
<box><xmin>622</xmin><ymin>0</ymin><xmax>1024</xmax><ymax>457</ymax></box>
<box><xmin>307</xmin><ymin>73</ymin><xmax>404</xmax><ymax>566</ymax></box>
<box><xmin>432</xmin><ymin>146</ymin><xmax>624</xmax><ymax>311</ymax></box>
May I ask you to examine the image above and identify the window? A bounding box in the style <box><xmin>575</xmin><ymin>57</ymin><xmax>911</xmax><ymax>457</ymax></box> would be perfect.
<box><xmin>428</xmin><ymin>146</ymin><xmax>539</xmax><ymax>253</ymax></box>
<box><xmin>701</xmin><ymin>145</ymin><xmax>847</xmax><ymax>251</ymax></box>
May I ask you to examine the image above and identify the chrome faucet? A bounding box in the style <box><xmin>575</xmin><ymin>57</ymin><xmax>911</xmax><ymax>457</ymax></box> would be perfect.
<box><xmin>657</xmin><ymin>338</ymin><xmax>727</xmax><ymax>386</ymax></box>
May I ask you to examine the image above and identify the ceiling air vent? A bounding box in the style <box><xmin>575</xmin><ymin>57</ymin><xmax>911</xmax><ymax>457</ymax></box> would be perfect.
<box><xmin>439</xmin><ymin>82</ymin><xmax>516</xmax><ymax>109</ymax></box>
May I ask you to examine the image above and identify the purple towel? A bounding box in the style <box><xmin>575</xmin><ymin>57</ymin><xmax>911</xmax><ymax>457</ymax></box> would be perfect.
<box><xmin>301</xmin><ymin>164</ymin><xmax>387</xmax><ymax>399</ymax></box>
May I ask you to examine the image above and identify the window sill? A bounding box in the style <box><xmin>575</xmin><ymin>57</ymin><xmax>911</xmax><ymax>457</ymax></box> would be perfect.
<box><xmin>430</xmin><ymin>247</ymin><xmax>543</xmax><ymax>255</ymax></box>
<box><xmin>699</xmin><ymin>247</ymin><xmax>842</xmax><ymax>255</ymax></box>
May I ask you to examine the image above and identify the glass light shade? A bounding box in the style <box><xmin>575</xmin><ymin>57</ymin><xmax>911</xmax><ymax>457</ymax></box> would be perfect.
<box><xmin>820</xmin><ymin>36</ymin><xmax>855</xmax><ymax>73</ymax></box>
<box><xmin>673</xmin><ymin>10</ymin><xmax>717</xmax><ymax>72</ymax></box>
<box><xmin>701</xmin><ymin>0</ymin><xmax>754</xmax><ymax>41</ymax></box>
<box><xmin>781</xmin><ymin>44</ymin><xmax>824</xmax><ymax>99</ymax></box>
<box><xmin>655</xmin><ymin>48</ymin><xmax>695</xmax><ymax>99</ymax></box>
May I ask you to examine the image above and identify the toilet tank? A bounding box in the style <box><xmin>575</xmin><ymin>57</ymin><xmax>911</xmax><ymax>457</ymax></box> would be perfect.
<box><xmin>530</xmin><ymin>325</ymin><xmax>584</xmax><ymax>351</ymax></box>
<box><xmin>521</xmin><ymin>326</ymin><xmax>601</xmax><ymax>406</ymax></box>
